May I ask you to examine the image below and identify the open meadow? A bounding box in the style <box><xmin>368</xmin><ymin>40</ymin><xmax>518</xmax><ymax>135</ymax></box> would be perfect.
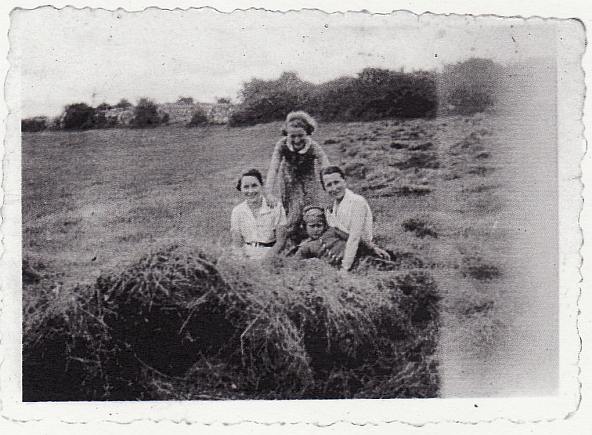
<box><xmin>22</xmin><ymin>65</ymin><xmax>558</xmax><ymax>400</ymax></box>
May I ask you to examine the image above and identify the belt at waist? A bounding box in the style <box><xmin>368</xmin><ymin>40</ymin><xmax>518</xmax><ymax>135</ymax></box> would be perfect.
<box><xmin>245</xmin><ymin>241</ymin><xmax>276</xmax><ymax>248</ymax></box>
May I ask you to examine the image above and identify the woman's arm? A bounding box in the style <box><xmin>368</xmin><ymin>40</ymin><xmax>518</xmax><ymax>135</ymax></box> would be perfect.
<box><xmin>265</xmin><ymin>140</ymin><xmax>283</xmax><ymax>198</ymax></box>
<box><xmin>266</xmin><ymin>204</ymin><xmax>288</xmax><ymax>258</ymax></box>
<box><xmin>230</xmin><ymin>208</ymin><xmax>245</xmax><ymax>251</ymax></box>
<box><xmin>312</xmin><ymin>141</ymin><xmax>330</xmax><ymax>168</ymax></box>
<box><xmin>231</xmin><ymin>229</ymin><xmax>244</xmax><ymax>249</ymax></box>
<box><xmin>267</xmin><ymin>224</ymin><xmax>287</xmax><ymax>258</ymax></box>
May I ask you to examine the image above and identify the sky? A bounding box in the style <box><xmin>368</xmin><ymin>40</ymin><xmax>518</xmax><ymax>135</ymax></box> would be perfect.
<box><xmin>11</xmin><ymin>8</ymin><xmax>558</xmax><ymax>118</ymax></box>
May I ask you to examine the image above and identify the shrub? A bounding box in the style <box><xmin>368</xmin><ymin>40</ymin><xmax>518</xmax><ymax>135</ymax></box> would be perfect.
<box><xmin>187</xmin><ymin>108</ymin><xmax>209</xmax><ymax>127</ymax></box>
<box><xmin>438</xmin><ymin>58</ymin><xmax>503</xmax><ymax>114</ymax></box>
<box><xmin>132</xmin><ymin>98</ymin><xmax>161</xmax><ymax>128</ymax></box>
<box><xmin>115</xmin><ymin>98</ymin><xmax>132</xmax><ymax>109</ymax></box>
<box><xmin>21</xmin><ymin>117</ymin><xmax>47</xmax><ymax>133</ymax></box>
<box><xmin>62</xmin><ymin>103</ymin><xmax>96</xmax><ymax>130</ymax></box>
<box><xmin>229</xmin><ymin>69</ymin><xmax>438</xmax><ymax>127</ymax></box>
<box><xmin>229</xmin><ymin>72</ymin><xmax>313</xmax><ymax>127</ymax></box>
<box><xmin>22</xmin><ymin>245</ymin><xmax>441</xmax><ymax>400</ymax></box>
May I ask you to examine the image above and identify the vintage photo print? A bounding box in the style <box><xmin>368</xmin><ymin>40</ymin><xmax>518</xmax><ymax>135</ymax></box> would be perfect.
<box><xmin>0</xmin><ymin>2</ymin><xmax>586</xmax><ymax>429</ymax></box>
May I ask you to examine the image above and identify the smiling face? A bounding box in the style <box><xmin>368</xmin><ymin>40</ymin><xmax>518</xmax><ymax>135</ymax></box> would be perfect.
<box><xmin>240</xmin><ymin>175</ymin><xmax>263</xmax><ymax>204</ymax></box>
<box><xmin>322</xmin><ymin>172</ymin><xmax>347</xmax><ymax>201</ymax></box>
<box><xmin>287</xmin><ymin>126</ymin><xmax>308</xmax><ymax>151</ymax></box>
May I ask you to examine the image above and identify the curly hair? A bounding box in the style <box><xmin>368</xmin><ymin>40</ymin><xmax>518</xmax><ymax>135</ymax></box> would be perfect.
<box><xmin>282</xmin><ymin>110</ymin><xmax>317</xmax><ymax>135</ymax></box>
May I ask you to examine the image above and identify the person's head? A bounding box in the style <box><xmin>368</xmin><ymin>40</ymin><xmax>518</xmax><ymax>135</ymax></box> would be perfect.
<box><xmin>236</xmin><ymin>169</ymin><xmax>264</xmax><ymax>204</ymax></box>
<box><xmin>302</xmin><ymin>205</ymin><xmax>327</xmax><ymax>240</ymax></box>
<box><xmin>285</xmin><ymin>111</ymin><xmax>316</xmax><ymax>135</ymax></box>
<box><xmin>286</xmin><ymin>125</ymin><xmax>308</xmax><ymax>152</ymax></box>
<box><xmin>281</xmin><ymin>111</ymin><xmax>316</xmax><ymax>151</ymax></box>
<box><xmin>320</xmin><ymin>166</ymin><xmax>347</xmax><ymax>201</ymax></box>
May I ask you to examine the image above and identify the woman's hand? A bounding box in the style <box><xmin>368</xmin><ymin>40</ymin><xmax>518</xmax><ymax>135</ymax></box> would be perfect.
<box><xmin>262</xmin><ymin>190</ymin><xmax>278</xmax><ymax>207</ymax></box>
<box><xmin>374</xmin><ymin>246</ymin><xmax>390</xmax><ymax>260</ymax></box>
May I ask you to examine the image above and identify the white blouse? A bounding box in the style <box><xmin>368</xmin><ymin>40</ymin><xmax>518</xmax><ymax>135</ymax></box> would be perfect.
<box><xmin>231</xmin><ymin>198</ymin><xmax>287</xmax><ymax>245</ymax></box>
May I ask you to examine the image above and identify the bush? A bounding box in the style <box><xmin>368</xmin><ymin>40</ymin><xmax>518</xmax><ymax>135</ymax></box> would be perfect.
<box><xmin>229</xmin><ymin>72</ymin><xmax>313</xmax><ymax>127</ymax></box>
<box><xmin>229</xmin><ymin>69</ymin><xmax>437</xmax><ymax>127</ymax></box>
<box><xmin>21</xmin><ymin>117</ymin><xmax>47</xmax><ymax>132</ymax></box>
<box><xmin>115</xmin><ymin>98</ymin><xmax>132</xmax><ymax>109</ymax></box>
<box><xmin>62</xmin><ymin>103</ymin><xmax>96</xmax><ymax>130</ymax></box>
<box><xmin>438</xmin><ymin>58</ymin><xmax>503</xmax><ymax>114</ymax></box>
<box><xmin>187</xmin><ymin>108</ymin><xmax>209</xmax><ymax>127</ymax></box>
<box><xmin>22</xmin><ymin>245</ymin><xmax>440</xmax><ymax>400</ymax></box>
<box><xmin>132</xmin><ymin>98</ymin><xmax>161</xmax><ymax>128</ymax></box>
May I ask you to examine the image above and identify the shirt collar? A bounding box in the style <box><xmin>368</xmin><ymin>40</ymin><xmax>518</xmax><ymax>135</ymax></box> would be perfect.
<box><xmin>332</xmin><ymin>188</ymin><xmax>353</xmax><ymax>213</ymax></box>
<box><xmin>285</xmin><ymin>137</ymin><xmax>312</xmax><ymax>154</ymax></box>
<box><xmin>242</xmin><ymin>197</ymin><xmax>272</xmax><ymax>215</ymax></box>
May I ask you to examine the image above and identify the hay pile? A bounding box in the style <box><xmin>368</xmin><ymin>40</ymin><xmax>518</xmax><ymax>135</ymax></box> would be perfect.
<box><xmin>23</xmin><ymin>245</ymin><xmax>440</xmax><ymax>400</ymax></box>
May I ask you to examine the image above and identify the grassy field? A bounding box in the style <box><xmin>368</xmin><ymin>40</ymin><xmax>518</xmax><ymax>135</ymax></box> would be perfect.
<box><xmin>23</xmin><ymin>118</ymin><xmax>499</xmax><ymax>288</ymax></box>
<box><xmin>22</xmin><ymin>83</ymin><xmax>558</xmax><ymax>399</ymax></box>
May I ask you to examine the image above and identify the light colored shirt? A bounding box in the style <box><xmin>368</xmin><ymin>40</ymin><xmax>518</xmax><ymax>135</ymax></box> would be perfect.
<box><xmin>326</xmin><ymin>188</ymin><xmax>374</xmax><ymax>270</ymax></box>
<box><xmin>231</xmin><ymin>198</ymin><xmax>287</xmax><ymax>245</ymax></box>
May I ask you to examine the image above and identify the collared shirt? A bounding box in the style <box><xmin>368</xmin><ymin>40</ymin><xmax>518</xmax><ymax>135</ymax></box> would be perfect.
<box><xmin>326</xmin><ymin>188</ymin><xmax>374</xmax><ymax>270</ymax></box>
<box><xmin>285</xmin><ymin>137</ymin><xmax>312</xmax><ymax>154</ymax></box>
<box><xmin>231</xmin><ymin>198</ymin><xmax>287</xmax><ymax>244</ymax></box>
<box><xmin>326</xmin><ymin>188</ymin><xmax>373</xmax><ymax>241</ymax></box>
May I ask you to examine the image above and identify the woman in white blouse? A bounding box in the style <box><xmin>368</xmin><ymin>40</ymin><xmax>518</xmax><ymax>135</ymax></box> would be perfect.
<box><xmin>230</xmin><ymin>169</ymin><xmax>288</xmax><ymax>261</ymax></box>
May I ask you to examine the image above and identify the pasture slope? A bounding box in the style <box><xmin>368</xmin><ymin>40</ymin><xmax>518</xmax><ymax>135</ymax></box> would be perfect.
<box><xmin>22</xmin><ymin>72</ymin><xmax>557</xmax><ymax>399</ymax></box>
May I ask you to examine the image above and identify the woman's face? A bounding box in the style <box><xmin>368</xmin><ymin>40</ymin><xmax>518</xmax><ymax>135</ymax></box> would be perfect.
<box><xmin>287</xmin><ymin>126</ymin><xmax>308</xmax><ymax>151</ymax></box>
<box><xmin>322</xmin><ymin>172</ymin><xmax>347</xmax><ymax>201</ymax></box>
<box><xmin>240</xmin><ymin>175</ymin><xmax>262</xmax><ymax>203</ymax></box>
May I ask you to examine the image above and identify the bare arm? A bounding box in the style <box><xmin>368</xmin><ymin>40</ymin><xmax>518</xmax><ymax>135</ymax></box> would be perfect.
<box><xmin>265</xmin><ymin>140</ymin><xmax>283</xmax><ymax>198</ymax></box>
<box><xmin>312</xmin><ymin>141</ymin><xmax>330</xmax><ymax>168</ymax></box>
<box><xmin>231</xmin><ymin>229</ymin><xmax>244</xmax><ymax>249</ymax></box>
<box><xmin>267</xmin><ymin>225</ymin><xmax>287</xmax><ymax>258</ymax></box>
<box><xmin>230</xmin><ymin>208</ymin><xmax>244</xmax><ymax>252</ymax></box>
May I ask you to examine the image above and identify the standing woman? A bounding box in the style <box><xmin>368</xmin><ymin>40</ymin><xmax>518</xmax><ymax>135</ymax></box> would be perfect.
<box><xmin>231</xmin><ymin>169</ymin><xmax>287</xmax><ymax>261</ymax></box>
<box><xmin>265</xmin><ymin>111</ymin><xmax>330</xmax><ymax>240</ymax></box>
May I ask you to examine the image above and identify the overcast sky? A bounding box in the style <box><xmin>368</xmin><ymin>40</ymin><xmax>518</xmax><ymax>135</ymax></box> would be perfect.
<box><xmin>11</xmin><ymin>8</ymin><xmax>557</xmax><ymax>118</ymax></box>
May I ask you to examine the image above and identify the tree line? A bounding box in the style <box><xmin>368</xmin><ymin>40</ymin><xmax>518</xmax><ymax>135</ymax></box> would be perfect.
<box><xmin>22</xmin><ymin>58</ymin><xmax>503</xmax><ymax>132</ymax></box>
<box><xmin>229</xmin><ymin>58</ymin><xmax>504</xmax><ymax>126</ymax></box>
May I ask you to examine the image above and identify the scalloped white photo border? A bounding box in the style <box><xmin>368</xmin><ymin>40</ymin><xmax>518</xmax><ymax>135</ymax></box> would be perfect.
<box><xmin>0</xmin><ymin>1</ymin><xmax>587</xmax><ymax>433</ymax></box>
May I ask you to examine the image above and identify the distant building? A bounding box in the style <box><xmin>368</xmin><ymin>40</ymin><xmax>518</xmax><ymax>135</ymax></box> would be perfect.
<box><xmin>158</xmin><ymin>101</ymin><xmax>235</xmax><ymax>125</ymax></box>
<box><xmin>104</xmin><ymin>107</ymin><xmax>134</xmax><ymax>126</ymax></box>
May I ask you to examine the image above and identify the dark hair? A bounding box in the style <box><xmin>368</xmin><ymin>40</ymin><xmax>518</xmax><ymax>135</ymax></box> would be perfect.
<box><xmin>281</xmin><ymin>123</ymin><xmax>314</xmax><ymax>137</ymax></box>
<box><xmin>236</xmin><ymin>168</ymin><xmax>264</xmax><ymax>191</ymax></box>
<box><xmin>319</xmin><ymin>166</ymin><xmax>345</xmax><ymax>190</ymax></box>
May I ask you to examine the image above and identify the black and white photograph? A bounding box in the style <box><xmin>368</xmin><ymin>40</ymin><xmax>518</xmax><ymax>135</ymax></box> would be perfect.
<box><xmin>0</xmin><ymin>1</ymin><xmax>588</xmax><ymax>431</ymax></box>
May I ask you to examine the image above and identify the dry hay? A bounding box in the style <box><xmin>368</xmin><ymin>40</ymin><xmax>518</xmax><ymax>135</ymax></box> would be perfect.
<box><xmin>22</xmin><ymin>245</ymin><xmax>441</xmax><ymax>400</ymax></box>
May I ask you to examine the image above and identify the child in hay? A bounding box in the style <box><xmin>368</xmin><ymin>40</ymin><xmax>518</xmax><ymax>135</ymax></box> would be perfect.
<box><xmin>295</xmin><ymin>205</ymin><xmax>397</xmax><ymax>270</ymax></box>
<box><xmin>265</xmin><ymin>111</ymin><xmax>330</xmax><ymax>244</ymax></box>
